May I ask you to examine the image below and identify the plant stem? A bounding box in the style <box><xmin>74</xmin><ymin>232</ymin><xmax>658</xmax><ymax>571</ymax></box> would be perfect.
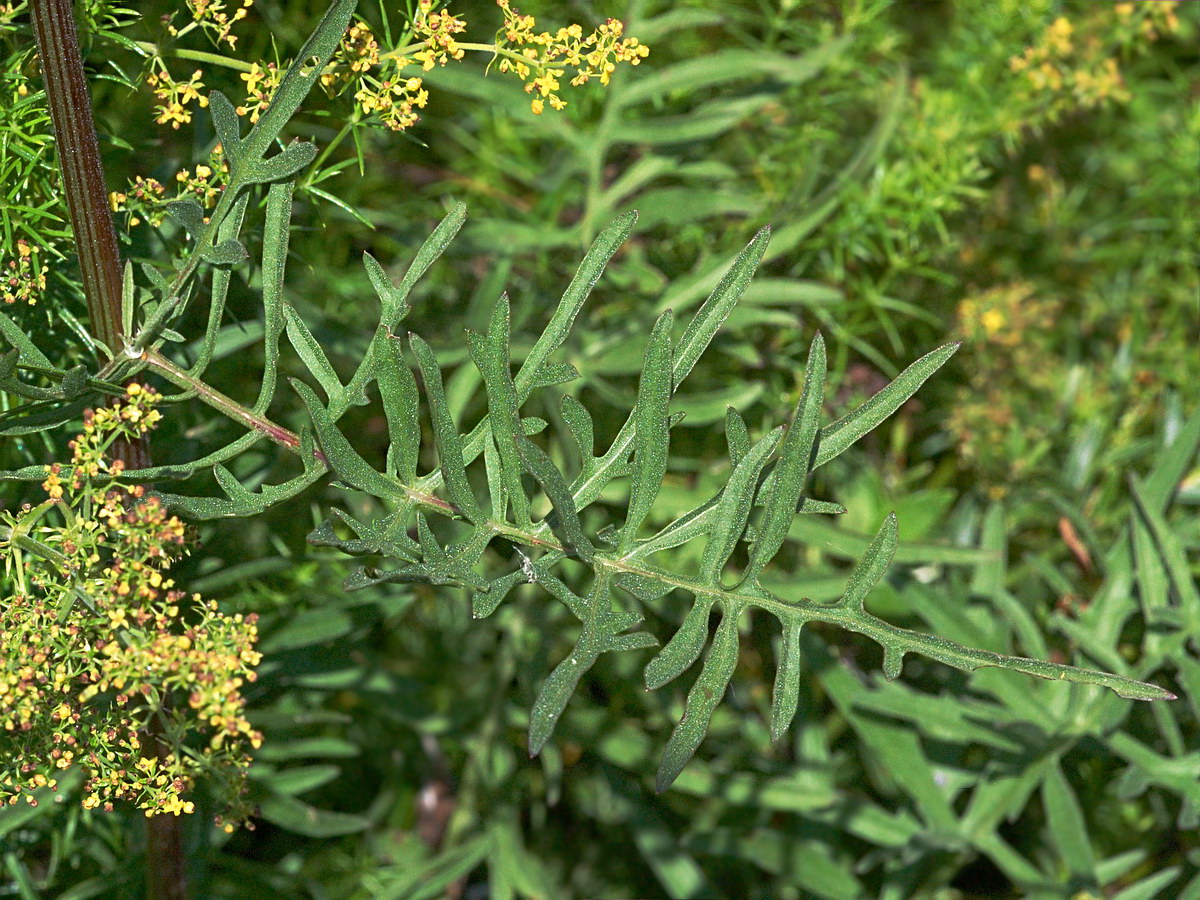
<box><xmin>29</xmin><ymin>2</ymin><xmax>184</xmax><ymax>896</ymax></box>
<box><xmin>132</xmin><ymin>40</ymin><xmax>257</xmax><ymax>74</ymax></box>
<box><xmin>142</xmin><ymin>349</ymin><xmax>327</xmax><ymax>465</ymax></box>
<box><xmin>29</xmin><ymin>0</ymin><xmax>124</xmax><ymax>362</ymax></box>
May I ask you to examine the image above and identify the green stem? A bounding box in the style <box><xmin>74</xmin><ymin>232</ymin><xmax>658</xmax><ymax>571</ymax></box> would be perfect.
<box><xmin>132</xmin><ymin>39</ymin><xmax>257</xmax><ymax>73</ymax></box>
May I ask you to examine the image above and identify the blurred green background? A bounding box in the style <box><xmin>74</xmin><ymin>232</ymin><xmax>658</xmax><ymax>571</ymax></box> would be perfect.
<box><xmin>1</xmin><ymin>0</ymin><xmax>1197</xmax><ymax>897</ymax></box>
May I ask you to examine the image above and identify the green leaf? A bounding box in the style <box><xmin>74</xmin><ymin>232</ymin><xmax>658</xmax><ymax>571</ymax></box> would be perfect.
<box><xmin>365</xmin><ymin>201</ymin><xmax>466</xmax><ymax>330</ymax></box>
<box><xmin>770</xmin><ymin>622</ymin><xmax>804</xmax><ymax>742</ymax></box>
<box><xmin>815</xmin><ymin>342</ymin><xmax>959</xmax><ymax>468</ymax></box>
<box><xmin>673</xmin><ymin>226</ymin><xmax>770</xmax><ymax>389</ymax></box>
<box><xmin>620</xmin><ymin>310</ymin><xmax>673</xmax><ymax>553</ymax></box>
<box><xmin>839</xmin><ymin>513</ymin><xmax>898</xmax><ymax>612</ymax></box>
<box><xmin>293</xmin><ymin>379</ymin><xmax>401</xmax><ymax>501</ymax></box>
<box><xmin>516</xmin><ymin>437</ymin><xmax>594</xmax><ymax>564</ymax></box>
<box><xmin>514</xmin><ymin>210</ymin><xmax>637</xmax><ymax>398</ymax></box>
<box><xmin>284</xmin><ymin>303</ymin><xmax>344</xmax><ymax>405</ymax></box>
<box><xmin>746</xmin><ymin>333</ymin><xmax>825</xmax><ymax>581</ymax></box>
<box><xmin>372</xmin><ymin>328</ymin><xmax>421</xmax><ymax>483</ymax></box>
<box><xmin>698</xmin><ymin>427</ymin><xmax>782</xmax><ymax>584</ymax></box>
<box><xmin>245</xmin><ymin>140</ymin><xmax>317</xmax><ymax>185</ymax></box>
<box><xmin>561</xmin><ymin>394</ymin><xmax>595</xmax><ymax>474</ymax></box>
<box><xmin>645</xmin><ymin>600</ymin><xmax>714</xmax><ymax>691</ymax></box>
<box><xmin>617</xmin><ymin>38</ymin><xmax>850</xmax><ymax>107</ymax></box>
<box><xmin>1042</xmin><ymin>760</ymin><xmax>1096</xmax><ymax>880</ymax></box>
<box><xmin>469</xmin><ymin>295</ymin><xmax>530</xmax><ymax>526</ymax></box>
<box><xmin>658</xmin><ymin>606</ymin><xmax>741</xmax><ymax>791</ymax></box>
<box><xmin>258</xmin><ymin>795</ymin><xmax>369</xmax><ymax>838</ymax></box>
<box><xmin>207</xmin><ymin>90</ymin><xmax>242</xmax><ymax>160</ymax></box>
<box><xmin>253</xmin><ymin>180</ymin><xmax>295</xmax><ymax>413</ymax></box>
<box><xmin>410</xmin><ymin>334</ymin><xmax>483</xmax><ymax>522</ymax></box>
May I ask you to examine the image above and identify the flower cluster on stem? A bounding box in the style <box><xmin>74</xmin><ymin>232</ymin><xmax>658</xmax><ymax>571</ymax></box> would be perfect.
<box><xmin>0</xmin><ymin>385</ymin><xmax>261</xmax><ymax>829</ymax></box>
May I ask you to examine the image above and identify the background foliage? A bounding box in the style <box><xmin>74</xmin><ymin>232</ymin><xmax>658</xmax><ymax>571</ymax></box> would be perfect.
<box><xmin>1</xmin><ymin>0</ymin><xmax>1197</xmax><ymax>897</ymax></box>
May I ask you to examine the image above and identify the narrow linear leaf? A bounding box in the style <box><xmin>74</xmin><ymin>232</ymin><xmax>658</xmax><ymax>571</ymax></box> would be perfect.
<box><xmin>673</xmin><ymin>226</ymin><xmax>770</xmax><ymax>389</ymax></box>
<box><xmin>410</xmin><ymin>334</ymin><xmax>483</xmax><ymax>522</ymax></box>
<box><xmin>516</xmin><ymin>436</ymin><xmax>594</xmax><ymax>563</ymax></box>
<box><xmin>620</xmin><ymin>310</ymin><xmax>673</xmax><ymax>553</ymax></box>
<box><xmin>770</xmin><ymin>622</ymin><xmax>804</xmax><ymax>742</ymax></box>
<box><xmin>747</xmin><ymin>333</ymin><xmax>826</xmax><ymax>580</ymax></box>
<box><xmin>645</xmin><ymin>601</ymin><xmax>715</xmax><ymax>691</ymax></box>
<box><xmin>284</xmin><ymin>303</ymin><xmax>343</xmax><ymax>405</ymax></box>
<box><xmin>658</xmin><ymin>606</ymin><xmax>742</xmax><ymax>792</ymax></box>
<box><xmin>254</xmin><ymin>180</ymin><xmax>294</xmax><ymax>413</ymax></box>
<box><xmin>561</xmin><ymin>394</ymin><xmax>595</xmax><ymax>472</ymax></box>
<box><xmin>469</xmin><ymin>295</ymin><xmax>530</xmax><ymax>525</ymax></box>
<box><xmin>840</xmin><ymin>512</ymin><xmax>898</xmax><ymax>610</ymax></box>
<box><xmin>530</xmin><ymin>586</ymin><xmax>611</xmax><ymax>756</ymax></box>
<box><xmin>373</xmin><ymin>329</ymin><xmax>420</xmax><ymax>483</ymax></box>
<box><xmin>207</xmin><ymin>90</ymin><xmax>242</xmax><ymax>160</ymax></box>
<box><xmin>815</xmin><ymin>342</ymin><xmax>959</xmax><ymax>468</ymax></box>
<box><xmin>515</xmin><ymin>210</ymin><xmax>637</xmax><ymax>397</ymax></box>
<box><xmin>366</xmin><ymin>202</ymin><xmax>466</xmax><ymax>330</ymax></box>
<box><xmin>725</xmin><ymin>407</ymin><xmax>749</xmax><ymax>468</ymax></box>
<box><xmin>698</xmin><ymin>427</ymin><xmax>782</xmax><ymax>584</ymax></box>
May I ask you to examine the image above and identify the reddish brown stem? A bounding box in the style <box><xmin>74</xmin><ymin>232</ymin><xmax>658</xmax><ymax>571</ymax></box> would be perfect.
<box><xmin>29</xmin><ymin>0</ymin><xmax>124</xmax><ymax>361</ymax></box>
<box><xmin>29</xmin><ymin>2</ymin><xmax>183</xmax><ymax>898</ymax></box>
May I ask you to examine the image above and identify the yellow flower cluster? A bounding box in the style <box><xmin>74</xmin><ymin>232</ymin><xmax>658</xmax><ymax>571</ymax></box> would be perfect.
<box><xmin>323</xmin><ymin>12</ymin><xmax>445</xmax><ymax>133</ymax></box>
<box><xmin>146</xmin><ymin>61</ymin><xmax>210</xmax><ymax>129</ymax></box>
<box><xmin>2</xmin><ymin>238</ymin><xmax>48</xmax><ymax>306</ymax></box>
<box><xmin>412</xmin><ymin>0</ymin><xmax>467</xmax><ymax>71</ymax></box>
<box><xmin>948</xmin><ymin>283</ymin><xmax>1062</xmax><ymax>495</ymax></box>
<box><xmin>169</xmin><ymin>0</ymin><xmax>255</xmax><ymax>51</ymax></box>
<box><xmin>1009</xmin><ymin>5</ymin><xmax>1182</xmax><ymax>118</ymax></box>
<box><xmin>110</xmin><ymin>145</ymin><xmax>228</xmax><ymax>229</ymax></box>
<box><xmin>493</xmin><ymin>0</ymin><xmax>647</xmax><ymax>114</ymax></box>
<box><xmin>237</xmin><ymin>61</ymin><xmax>283</xmax><ymax>123</ymax></box>
<box><xmin>326</xmin><ymin>19</ymin><xmax>431</xmax><ymax>133</ymax></box>
<box><xmin>316</xmin><ymin>1</ymin><xmax>647</xmax><ymax>131</ymax></box>
<box><xmin>0</xmin><ymin>385</ymin><xmax>262</xmax><ymax>827</ymax></box>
